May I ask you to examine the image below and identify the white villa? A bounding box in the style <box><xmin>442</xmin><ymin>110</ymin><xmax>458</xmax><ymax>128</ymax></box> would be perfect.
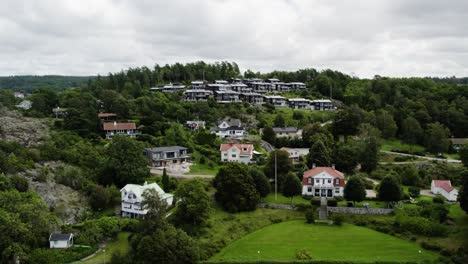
<box><xmin>120</xmin><ymin>182</ymin><xmax>174</xmax><ymax>218</ymax></box>
<box><xmin>431</xmin><ymin>180</ymin><xmax>458</xmax><ymax>202</ymax></box>
<box><xmin>302</xmin><ymin>165</ymin><xmax>345</xmax><ymax>198</ymax></box>
<box><xmin>49</xmin><ymin>233</ymin><xmax>74</xmax><ymax>249</ymax></box>
<box><xmin>280</xmin><ymin>147</ymin><xmax>309</xmax><ymax>164</ymax></box>
<box><xmin>16</xmin><ymin>100</ymin><xmax>32</xmax><ymax>110</ymax></box>
<box><xmin>220</xmin><ymin>143</ymin><xmax>254</xmax><ymax>164</ymax></box>
<box><xmin>210</xmin><ymin>118</ymin><xmax>247</xmax><ymax>139</ymax></box>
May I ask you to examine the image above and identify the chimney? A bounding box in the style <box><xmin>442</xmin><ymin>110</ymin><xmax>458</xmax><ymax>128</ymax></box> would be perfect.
<box><xmin>113</xmin><ymin>121</ymin><xmax>117</xmax><ymax>126</ymax></box>
<box><xmin>332</xmin><ymin>164</ymin><xmax>335</xmax><ymax>169</ymax></box>
<box><xmin>312</xmin><ymin>163</ymin><xmax>316</xmax><ymax>169</ymax></box>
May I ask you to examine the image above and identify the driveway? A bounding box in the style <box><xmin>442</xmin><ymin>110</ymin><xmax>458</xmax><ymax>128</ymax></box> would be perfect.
<box><xmin>366</xmin><ymin>189</ymin><xmax>377</xmax><ymax>198</ymax></box>
<box><xmin>420</xmin><ymin>190</ymin><xmax>435</xmax><ymax>197</ymax></box>
<box><xmin>380</xmin><ymin>151</ymin><xmax>461</xmax><ymax>163</ymax></box>
<box><xmin>150</xmin><ymin>168</ymin><xmax>214</xmax><ymax>179</ymax></box>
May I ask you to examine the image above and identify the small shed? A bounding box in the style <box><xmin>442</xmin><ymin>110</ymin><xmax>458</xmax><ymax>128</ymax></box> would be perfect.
<box><xmin>49</xmin><ymin>233</ymin><xmax>74</xmax><ymax>249</ymax></box>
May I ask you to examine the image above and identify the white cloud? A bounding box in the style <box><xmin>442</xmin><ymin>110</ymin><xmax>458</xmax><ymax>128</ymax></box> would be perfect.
<box><xmin>0</xmin><ymin>0</ymin><xmax>467</xmax><ymax>78</ymax></box>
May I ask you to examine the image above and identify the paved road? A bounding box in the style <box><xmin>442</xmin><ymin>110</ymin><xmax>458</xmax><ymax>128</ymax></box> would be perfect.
<box><xmin>380</xmin><ymin>151</ymin><xmax>461</xmax><ymax>163</ymax></box>
<box><xmin>366</xmin><ymin>189</ymin><xmax>376</xmax><ymax>198</ymax></box>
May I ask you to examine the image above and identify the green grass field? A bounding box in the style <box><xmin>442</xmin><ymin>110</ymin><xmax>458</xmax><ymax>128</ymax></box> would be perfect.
<box><xmin>79</xmin><ymin>232</ymin><xmax>131</xmax><ymax>264</ymax></box>
<box><xmin>263</xmin><ymin>193</ymin><xmax>310</xmax><ymax>205</ymax></box>
<box><xmin>210</xmin><ymin>220</ymin><xmax>439</xmax><ymax>262</ymax></box>
<box><xmin>381</xmin><ymin>139</ymin><xmax>426</xmax><ymax>153</ymax></box>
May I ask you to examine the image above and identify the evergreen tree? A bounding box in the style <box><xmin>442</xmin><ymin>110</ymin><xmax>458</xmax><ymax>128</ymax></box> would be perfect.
<box><xmin>282</xmin><ymin>172</ymin><xmax>302</xmax><ymax>203</ymax></box>
<box><xmin>360</xmin><ymin>136</ymin><xmax>379</xmax><ymax>173</ymax></box>
<box><xmin>344</xmin><ymin>176</ymin><xmax>366</xmax><ymax>204</ymax></box>
<box><xmin>307</xmin><ymin>139</ymin><xmax>331</xmax><ymax>167</ymax></box>
<box><xmin>459</xmin><ymin>170</ymin><xmax>468</xmax><ymax>214</ymax></box>
<box><xmin>173</xmin><ymin>179</ymin><xmax>210</xmax><ymax>228</ymax></box>
<box><xmin>249</xmin><ymin>167</ymin><xmax>271</xmax><ymax>198</ymax></box>
<box><xmin>162</xmin><ymin>168</ymin><xmax>169</xmax><ymax>191</ymax></box>
<box><xmin>378</xmin><ymin>176</ymin><xmax>402</xmax><ymax>205</ymax></box>
<box><xmin>262</xmin><ymin>126</ymin><xmax>276</xmax><ymax>145</ymax></box>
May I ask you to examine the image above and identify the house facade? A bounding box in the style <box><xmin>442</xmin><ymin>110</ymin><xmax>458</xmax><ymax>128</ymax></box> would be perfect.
<box><xmin>191</xmin><ymin>80</ymin><xmax>206</xmax><ymax>89</ymax></box>
<box><xmin>263</xmin><ymin>95</ymin><xmax>287</xmax><ymax>107</ymax></box>
<box><xmin>49</xmin><ymin>233</ymin><xmax>74</xmax><ymax>249</ymax></box>
<box><xmin>220</xmin><ymin>143</ymin><xmax>254</xmax><ymax>164</ymax></box>
<box><xmin>288</xmin><ymin>98</ymin><xmax>311</xmax><ymax>109</ymax></box>
<box><xmin>185</xmin><ymin>120</ymin><xmax>206</xmax><ymax>130</ymax></box>
<box><xmin>289</xmin><ymin>82</ymin><xmax>307</xmax><ymax>89</ymax></box>
<box><xmin>272</xmin><ymin>127</ymin><xmax>302</xmax><ymax>138</ymax></box>
<box><xmin>150</xmin><ymin>83</ymin><xmax>186</xmax><ymax>92</ymax></box>
<box><xmin>183</xmin><ymin>89</ymin><xmax>213</xmax><ymax>102</ymax></box>
<box><xmin>302</xmin><ymin>166</ymin><xmax>345</xmax><ymax>198</ymax></box>
<box><xmin>144</xmin><ymin>146</ymin><xmax>190</xmax><ymax>167</ymax></box>
<box><xmin>240</xmin><ymin>92</ymin><xmax>264</xmax><ymax>105</ymax></box>
<box><xmin>311</xmin><ymin>99</ymin><xmax>334</xmax><ymax>110</ymax></box>
<box><xmin>431</xmin><ymin>180</ymin><xmax>458</xmax><ymax>202</ymax></box>
<box><xmin>120</xmin><ymin>182</ymin><xmax>174</xmax><ymax>218</ymax></box>
<box><xmin>103</xmin><ymin>122</ymin><xmax>140</xmax><ymax>139</ymax></box>
<box><xmin>280</xmin><ymin>147</ymin><xmax>309</xmax><ymax>164</ymax></box>
<box><xmin>16</xmin><ymin>100</ymin><xmax>32</xmax><ymax>110</ymax></box>
<box><xmin>211</xmin><ymin>118</ymin><xmax>247</xmax><ymax>138</ymax></box>
<box><xmin>214</xmin><ymin>90</ymin><xmax>241</xmax><ymax>103</ymax></box>
<box><xmin>98</xmin><ymin>112</ymin><xmax>117</xmax><ymax>121</ymax></box>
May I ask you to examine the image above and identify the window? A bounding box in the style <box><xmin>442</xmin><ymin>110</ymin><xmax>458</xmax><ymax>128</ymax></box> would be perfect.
<box><xmin>335</xmin><ymin>179</ymin><xmax>340</xmax><ymax>184</ymax></box>
<box><xmin>307</xmin><ymin>187</ymin><xmax>312</xmax><ymax>192</ymax></box>
<box><xmin>307</xmin><ymin>177</ymin><xmax>312</xmax><ymax>184</ymax></box>
<box><xmin>335</xmin><ymin>189</ymin><xmax>340</xmax><ymax>193</ymax></box>
<box><xmin>327</xmin><ymin>179</ymin><xmax>331</xmax><ymax>183</ymax></box>
<box><xmin>232</xmin><ymin>154</ymin><xmax>237</xmax><ymax>158</ymax></box>
<box><xmin>224</xmin><ymin>153</ymin><xmax>227</xmax><ymax>156</ymax></box>
<box><xmin>316</xmin><ymin>179</ymin><xmax>320</xmax><ymax>183</ymax></box>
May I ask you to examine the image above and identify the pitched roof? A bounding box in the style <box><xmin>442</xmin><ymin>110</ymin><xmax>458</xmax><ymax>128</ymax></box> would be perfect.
<box><xmin>145</xmin><ymin>146</ymin><xmax>187</xmax><ymax>152</ymax></box>
<box><xmin>49</xmin><ymin>233</ymin><xmax>73</xmax><ymax>241</ymax></box>
<box><xmin>273</xmin><ymin>127</ymin><xmax>298</xmax><ymax>133</ymax></box>
<box><xmin>98</xmin><ymin>113</ymin><xmax>117</xmax><ymax>118</ymax></box>
<box><xmin>219</xmin><ymin>118</ymin><xmax>241</xmax><ymax>127</ymax></box>
<box><xmin>433</xmin><ymin>180</ymin><xmax>454</xmax><ymax>193</ymax></box>
<box><xmin>220</xmin><ymin>143</ymin><xmax>254</xmax><ymax>155</ymax></box>
<box><xmin>120</xmin><ymin>182</ymin><xmax>173</xmax><ymax>201</ymax></box>
<box><xmin>103</xmin><ymin>122</ymin><xmax>136</xmax><ymax>131</ymax></box>
<box><xmin>449</xmin><ymin>138</ymin><xmax>468</xmax><ymax>145</ymax></box>
<box><xmin>303</xmin><ymin>167</ymin><xmax>344</xmax><ymax>179</ymax></box>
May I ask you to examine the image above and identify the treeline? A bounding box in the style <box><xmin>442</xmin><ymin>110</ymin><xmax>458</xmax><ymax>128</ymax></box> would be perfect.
<box><xmin>0</xmin><ymin>75</ymin><xmax>93</xmax><ymax>92</ymax></box>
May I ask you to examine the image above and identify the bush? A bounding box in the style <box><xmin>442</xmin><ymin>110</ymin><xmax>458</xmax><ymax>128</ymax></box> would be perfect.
<box><xmin>331</xmin><ymin>214</ymin><xmax>344</xmax><ymax>226</ymax></box>
<box><xmin>199</xmin><ymin>156</ymin><xmax>206</xmax><ymax>164</ymax></box>
<box><xmin>334</xmin><ymin>196</ymin><xmax>344</xmax><ymax>202</ymax></box>
<box><xmin>295</xmin><ymin>204</ymin><xmax>312</xmax><ymax>212</ymax></box>
<box><xmin>347</xmin><ymin>202</ymin><xmax>354</xmax><ymax>207</ymax></box>
<box><xmin>295</xmin><ymin>249</ymin><xmax>313</xmax><ymax>260</ymax></box>
<box><xmin>420</xmin><ymin>241</ymin><xmax>442</xmax><ymax>251</ymax></box>
<box><xmin>433</xmin><ymin>195</ymin><xmax>445</xmax><ymax>204</ymax></box>
<box><xmin>327</xmin><ymin>199</ymin><xmax>338</xmax><ymax>207</ymax></box>
<box><xmin>408</xmin><ymin>186</ymin><xmax>420</xmax><ymax>197</ymax></box>
<box><xmin>305</xmin><ymin>208</ymin><xmax>315</xmax><ymax>224</ymax></box>
<box><xmin>311</xmin><ymin>198</ymin><xmax>321</xmax><ymax>206</ymax></box>
<box><xmin>10</xmin><ymin>175</ymin><xmax>28</xmax><ymax>192</ymax></box>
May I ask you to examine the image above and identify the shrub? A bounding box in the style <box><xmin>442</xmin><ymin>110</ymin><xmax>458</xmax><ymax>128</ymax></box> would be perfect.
<box><xmin>295</xmin><ymin>204</ymin><xmax>312</xmax><ymax>212</ymax></box>
<box><xmin>199</xmin><ymin>156</ymin><xmax>206</xmax><ymax>164</ymax></box>
<box><xmin>433</xmin><ymin>195</ymin><xmax>445</xmax><ymax>204</ymax></box>
<box><xmin>327</xmin><ymin>199</ymin><xmax>338</xmax><ymax>207</ymax></box>
<box><xmin>420</xmin><ymin>241</ymin><xmax>442</xmax><ymax>251</ymax></box>
<box><xmin>295</xmin><ymin>249</ymin><xmax>313</xmax><ymax>260</ymax></box>
<box><xmin>10</xmin><ymin>175</ymin><xmax>28</xmax><ymax>192</ymax></box>
<box><xmin>347</xmin><ymin>201</ymin><xmax>354</xmax><ymax>207</ymax></box>
<box><xmin>331</xmin><ymin>214</ymin><xmax>344</xmax><ymax>226</ymax></box>
<box><xmin>334</xmin><ymin>196</ymin><xmax>344</xmax><ymax>202</ymax></box>
<box><xmin>305</xmin><ymin>208</ymin><xmax>315</xmax><ymax>224</ymax></box>
<box><xmin>408</xmin><ymin>186</ymin><xmax>420</xmax><ymax>198</ymax></box>
<box><xmin>311</xmin><ymin>198</ymin><xmax>321</xmax><ymax>206</ymax></box>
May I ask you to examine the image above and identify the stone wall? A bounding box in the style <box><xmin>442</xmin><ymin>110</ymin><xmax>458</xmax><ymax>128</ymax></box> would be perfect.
<box><xmin>327</xmin><ymin>206</ymin><xmax>394</xmax><ymax>215</ymax></box>
<box><xmin>257</xmin><ymin>203</ymin><xmax>295</xmax><ymax>210</ymax></box>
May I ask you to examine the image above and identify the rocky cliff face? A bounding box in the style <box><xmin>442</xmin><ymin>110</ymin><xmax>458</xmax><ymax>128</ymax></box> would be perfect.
<box><xmin>0</xmin><ymin>108</ymin><xmax>49</xmax><ymax>147</ymax></box>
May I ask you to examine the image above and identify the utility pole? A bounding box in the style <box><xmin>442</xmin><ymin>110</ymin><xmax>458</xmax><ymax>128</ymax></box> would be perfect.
<box><xmin>275</xmin><ymin>150</ymin><xmax>277</xmax><ymax>201</ymax></box>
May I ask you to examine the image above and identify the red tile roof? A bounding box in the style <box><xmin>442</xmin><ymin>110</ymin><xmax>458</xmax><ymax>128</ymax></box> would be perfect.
<box><xmin>103</xmin><ymin>122</ymin><xmax>136</xmax><ymax>131</ymax></box>
<box><xmin>98</xmin><ymin>113</ymin><xmax>117</xmax><ymax>118</ymax></box>
<box><xmin>220</xmin><ymin>143</ymin><xmax>253</xmax><ymax>155</ymax></box>
<box><xmin>433</xmin><ymin>180</ymin><xmax>454</xmax><ymax>193</ymax></box>
<box><xmin>303</xmin><ymin>167</ymin><xmax>344</xmax><ymax>179</ymax></box>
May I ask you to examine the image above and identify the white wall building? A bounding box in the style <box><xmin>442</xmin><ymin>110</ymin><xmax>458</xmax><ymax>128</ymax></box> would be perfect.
<box><xmin>280</xmin><ymin>147</ymin><xmax>309</xmax><ymax>164</ymax></box>
<box><xmin>220</xmin><ymin>143</ymin><xmax>254</xmax><ymax>164</ymax></box>
<box><xmin>302</xmin><ymin>166</ymin><xmax>345</xmax><ymax>198</ymax></box>
<box><xmin>210</xmin><ymin>118</ymin><xmax>247</xmax><ymax>139</ymax></box>
<box><xmin>49</xmin><ymin>233</ymin><xmax>74</xmax><ymax>249</ymax></box>
<box><xmin>120</xmin><ymin>182</ymin><xmax>174</xmax><ymax>218</ymax></box>
<box><xmin>431</xmin><ymin>180</ymin><xmax>458</xmax><ymax>202</ymax></box>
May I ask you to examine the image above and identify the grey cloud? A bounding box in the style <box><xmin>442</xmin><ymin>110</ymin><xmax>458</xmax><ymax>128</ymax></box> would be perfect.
<box><xmin>0</xmin><ymin>0</ymin><xmax>467</xmax><ymax>77</ymax></box>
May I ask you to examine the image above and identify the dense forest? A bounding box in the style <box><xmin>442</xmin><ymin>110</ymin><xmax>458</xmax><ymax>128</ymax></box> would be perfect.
<box><xmin>0</xmin><ymin>61</ymin><xmax>467</xmax><ymax>263</ymax></box>
<box><xmin>0</xmin><ymin>75</ymin><xmax>94</xmax><ymax>92</ymax></box>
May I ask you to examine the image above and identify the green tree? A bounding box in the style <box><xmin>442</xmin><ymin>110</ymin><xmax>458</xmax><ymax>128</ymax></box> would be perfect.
<box><xmin>162</xmin><ymin>168</ymin><xmax>169</xmax><ymax>191</ymax></box>
<box><xmin>425</xmin><ymin>122</ymin><xmax>450</xmax><ymax>154</ymax></box>
<box><xmin>282</xmin><ymin>172</ymin><xmax>302</xmax><ymax>203</ymax></box>
<box><xmin>249</xmin><ymin>167</ymin><xmax>271</xmax><ymax>198</ymax></box>
<box><xmin>264</xmin><ymin>150</ymin><xmax>292</xmax><ymax>189</ymax></box>
<box><xmin>344</xmin><ymin>176</ymin><xmax>366</xmax><ymax>204</ymax></box>
<box><xmin>274</xmin><ymin>114</ymin><xmax>286</xmax><ymax>127</ymax></box>
<box><xmin>10</xmin><ymin>175</ymin><xmax>28</xmax><ymax>192</ymax></box>
<box><xmin>459</xmin><ymin>144</ymin><xmax>468</xmax><ymax>168</ymax></box>
<box><xmin>375</xmin><ymin>110</ymin><xmax>397</xmax><ymax>139</ymax></box>
<box><xmin>378</xmin><ymin>176</ymin><xmax>402</xmax><ymax>205</ymax></box>
<box><xmin>89</xmin><ymin>184</ymin><xmax>110</xmax><ymax>211</ymax></box>
<box><xmin>459</xmin><ymin>170</ymin><xmax>468</xmax><ymax>214</ymax></box>
<box><xmin>401</xmin><ymin>116</ymin><xmax>423</xmax><ymax>145</ymax></box>
<box><xmin>104</xmin><ymin>135</ymin><xmax>149</xmax><ymax>187</ymax></box>
<box><xmin>262</xmin><ymin>126</ymin><xmax>276</xmax><ymax>145</ymax></box>
<box><xmin>173</xmin><ymin>179</ymin><xmax>211</xmax><ymax>227</ymax></box>
<box><xmin>332</xmin><ymin>105</ymin><xmax>364</xmax><ymax>138</ymax></box>
<box><xmin>360</xmin><ymin>136</ymin><xmax>379</xmax><ymax>173</ymax></box>
<box><xmin>214</xmin><ymin>163</ymin><xmax>259</xmax><ymax>212</ymax></box>
<box><xmin>307</xmin><ymin>139</ymin><xmax>331</xmax><ymax>167</ymax></box>
<box><xmin>333</xmin><ymin>143</ymin><xmax>359</xmax><ymax>175</ymax></box>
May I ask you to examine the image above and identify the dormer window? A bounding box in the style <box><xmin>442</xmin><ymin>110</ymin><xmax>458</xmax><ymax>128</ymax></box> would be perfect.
<box><xmin>307</xmin><ymin>177</ymin><xmax>312</xmax><ymax>184</ymax></box>
<box><xmin>335</xmin><ymin>179</ymin><xmax>340</xmax><ymax>184</ymax></box>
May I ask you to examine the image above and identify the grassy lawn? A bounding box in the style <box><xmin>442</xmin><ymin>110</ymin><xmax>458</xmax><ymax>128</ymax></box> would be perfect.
<box><xmin>210</xmin><ymin>220</ymin><xmax>439</xmax><ymax>262</ymax></box>
<box><xmin>381</xmin><ymin>139</ymin><xmax>425</xmax><ymax>153</ymax></box>
<box><xmin>187</xmin><ymin>162</ymin><xmax>220</xmax><ymax>175</ymax></box>
<box><xmin>79</xmin><ymin>232</ymin><xmax>131</xmax><ymax>264</ymax></box>
<box><xmin>263</xmin><ymin>193</ymin><xmax>310</xmax><ymax>205</ymax></box>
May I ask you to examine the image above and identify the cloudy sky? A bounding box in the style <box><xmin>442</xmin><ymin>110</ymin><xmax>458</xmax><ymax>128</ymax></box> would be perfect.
<box><xmin>1</xmin><ymin>0</ymin><xmax>467</xmax><ymax>78</ymax></box>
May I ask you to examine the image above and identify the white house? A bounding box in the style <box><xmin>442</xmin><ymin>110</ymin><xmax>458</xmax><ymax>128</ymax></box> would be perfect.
<box><xmin>220</xmin><ymin>143</ymin><xmax>254</xmax><ymax>164</ymax></box>
<box><xmin>49</xmin><ymin>233</ymin><xmax>74</xmax><ymax>249</ymax></box>
<box><xmin>280</xmin><ymin>147</ymin><xmax>309</xmax><ymax>164</ymax></box>
<box><xmin>302</xmin><ymin>165</ymin><xmax>345</xmax><ymax>198</ymax></box>
<box><xmin>272</xmin><ymin>127</ymin><xmax>303</xmax><ymax>138</ymax></box>
<box><xmin>103</xmin><ymin>122</ymin><xmax>140</xmax><ymax>139</ymax></box>
<box><xmin>431</xmin><ymin>180</ymin><xmax>458</xmax><ymax>202</ymax></box>
<box><xmin>120</xmin><ymin>182</ymin><xmax>174</xmax><ymax>218</ymax></box>
<box><xmin>16</xmin><ymin>100</ymin><xmax>32</xmax><ymax>110</ymax></box>
<box><xmin>210</xmin><ymin>118</ymin><xmax>247</xmax><ymax>139</ymax></box>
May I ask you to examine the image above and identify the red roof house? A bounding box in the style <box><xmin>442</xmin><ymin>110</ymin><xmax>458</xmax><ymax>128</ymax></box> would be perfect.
<box><xmin>302</xmin><ymin>166</ymin><xmax>345</xmax><ymax>198</ymax></box>
<box><xmin>431</xmin><ymin>180</ymin><xmax>458</xmax><ymax>201</ymax></box>
<box><xmin>103</xmin><ymin>122</ymin><xmax>139</xmax><ymax>139</ymax></box>
<box><xmin>220</xmin><ymin>143</ymin><xmax>254</xmax><ymax>164</ymax></box>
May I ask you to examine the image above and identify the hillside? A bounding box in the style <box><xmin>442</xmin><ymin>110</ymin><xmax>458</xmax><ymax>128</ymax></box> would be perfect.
<box><xmin>0</xmin><ymin>75</ymin><xmax>94</xmax><ymax>92</ymax></box>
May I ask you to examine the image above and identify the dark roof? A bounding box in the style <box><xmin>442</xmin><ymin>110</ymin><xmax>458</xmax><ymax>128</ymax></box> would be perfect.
<box><xmin>450</xmin><ymin>138</ymin><xmax>468</xmax><ymax>145</ymax></box>
<box><xmin>145</xmin><ymin>146</ymin><xmax>187</xmax><ymax>153</ymax></box>
<box><xmin>273</xmin><ymin>127</ymin><xmax>298</xmax><ymax>133</ymax></box>
<box><xmin>219</xmin><ymin>118</ymin><xmax>241</xmax><ymax>127</ymax></box>
<box><xmin>50</xmin><ymin>233</ymin><xmax>73</xmax><ymax>241</ymax></box>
